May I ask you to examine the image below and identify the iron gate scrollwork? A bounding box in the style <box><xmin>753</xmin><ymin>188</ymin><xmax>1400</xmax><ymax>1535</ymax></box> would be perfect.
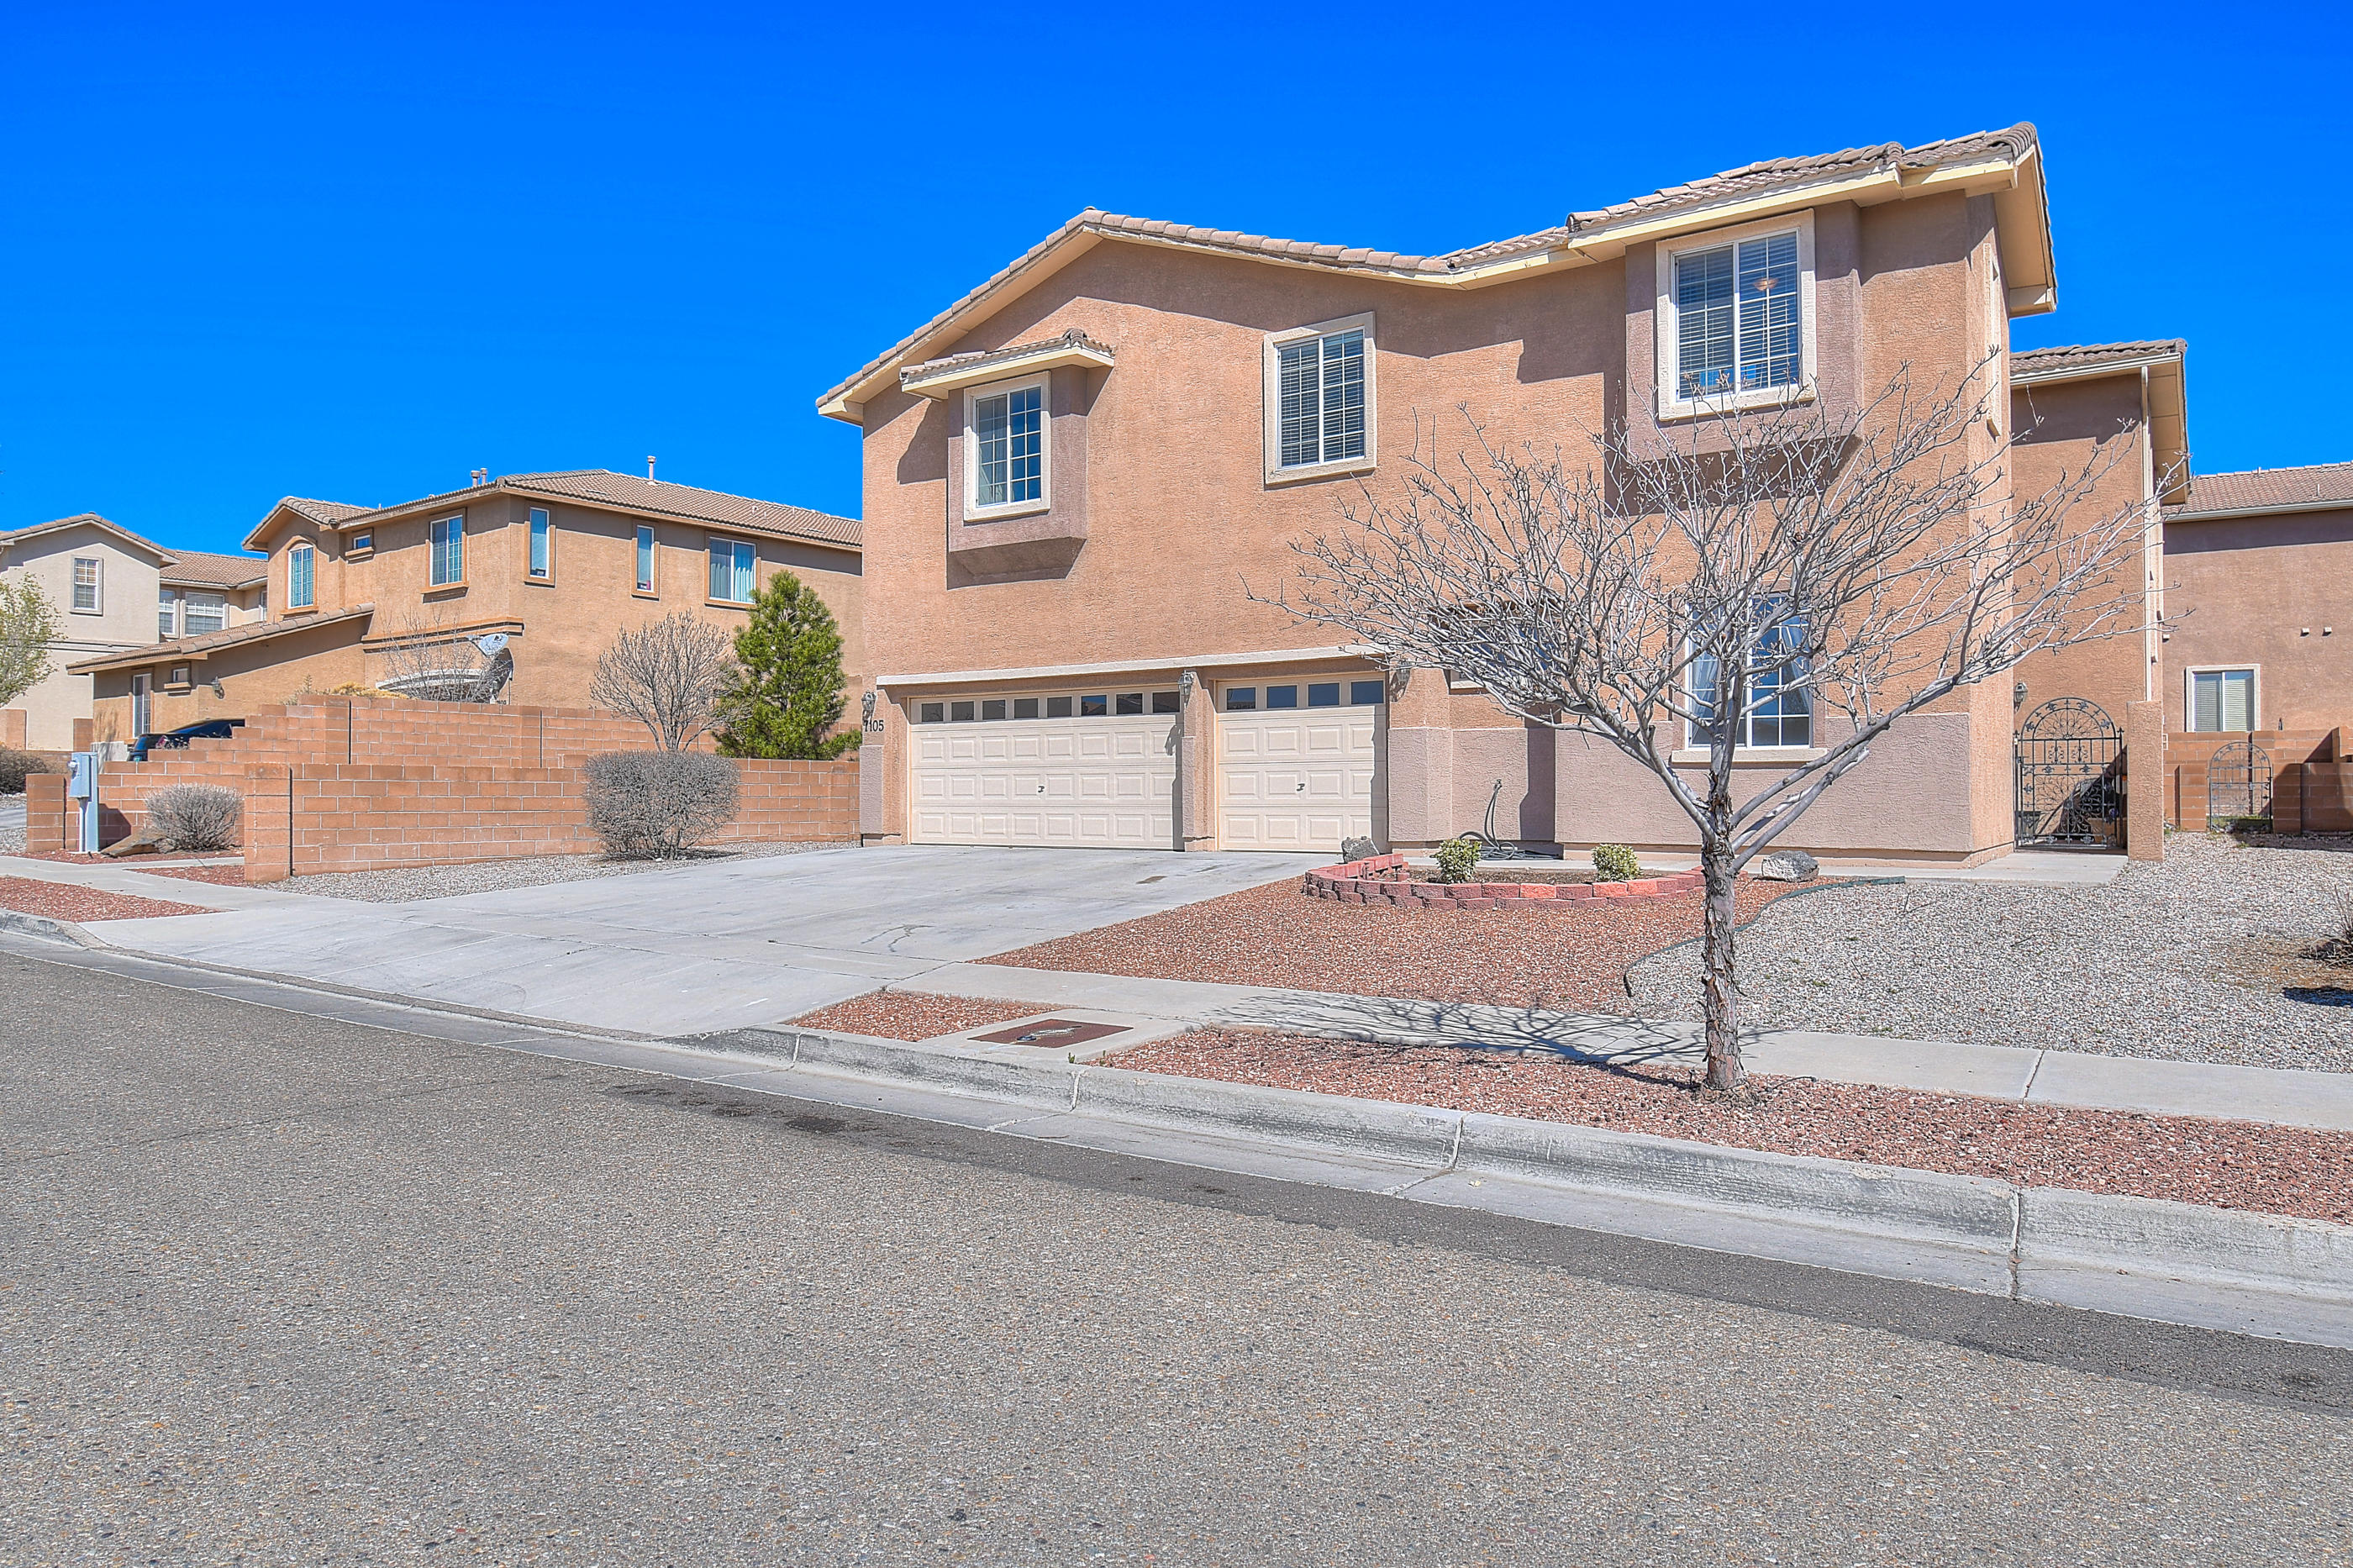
<box><xmin>2014</xmin><ymin>697</ymin><xmax>2124</xmax><ymax>848</ymax></box>
<box><xmin>2205</xmin><ymin>739</ymin><xmax>2273</xmax><ymax>829</ymax></box>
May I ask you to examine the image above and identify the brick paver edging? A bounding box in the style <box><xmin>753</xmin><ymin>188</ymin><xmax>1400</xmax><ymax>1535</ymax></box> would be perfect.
<box><xmin>1303</xmin><ymin>853</ymin><xmax>1706</xmax><ymax>911</ymax></box>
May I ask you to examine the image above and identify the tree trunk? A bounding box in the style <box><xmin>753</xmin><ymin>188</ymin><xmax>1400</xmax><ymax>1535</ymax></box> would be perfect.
<box><xmin>1699</xmin><ymin>834</ymin><xmax>1745</xmax><ymax>1091</ymax></box>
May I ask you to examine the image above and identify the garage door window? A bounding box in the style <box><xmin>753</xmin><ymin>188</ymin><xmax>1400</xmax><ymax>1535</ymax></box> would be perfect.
<box><xmin>1351</xmin><ymin>681</ymin><xmax>1384</xmax><ymax>705</ymax></box>
<box><xmin>1225</xmin><ymin>687</ymin><xmax>1256</xmax><ymax>711</ymax></box>
<box><xmin>919</xmin><ymin>702</ymin><xmax>945</xmax><ymax>723</ymax></box>
<box><xmin>1308</xmin><ymin>682</ymin><xmax>1340</xmax><ymax>707</ymax></box>
<box><xmin>1081</xmin><ymin>694</ymin><xmax>1108</xmax><ymax>717</ymax></box>
<box><xmin>951</xmin><ymin>701</ymin><xmax>976</xmax><ymax>721</ymax></box>
<box><xmin>1266</xmin><ymin>685</ymin><xmax>1300</xmax><ymax>709</ymax></box>
<box><xmin>1014</xmin><ymin>697</ymin><xmax>1040</xmax><ymax>718</ymax></box>
<box><xmin>1151</xmin><ymin>691</ymin><xmax>1179</xmax><ymax>714</ymax></box>
<box><xmin>1047</xmin><ymin>696</ymin><xmax>1073</xmax><ymax>718</ymax></box>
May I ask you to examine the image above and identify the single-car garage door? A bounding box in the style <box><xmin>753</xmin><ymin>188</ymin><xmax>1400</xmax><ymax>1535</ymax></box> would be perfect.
<box><xmin>1217</xmin><ymin>677</ymin><xmax>1382</xmax><ymax>851</ymax></box>
<box><xmin>910</xmin><ymin>688</ymin><xmax>1178</xmax><ymax>850</ymax></box>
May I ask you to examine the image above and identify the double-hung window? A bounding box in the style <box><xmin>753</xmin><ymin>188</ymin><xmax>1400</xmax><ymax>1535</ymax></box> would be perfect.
<box><xmin>634</xmin><ymin>525</ymin><xmax>656</xmax><ymax>593</ymax></box>
<box><xmin>1660</xmin><ymin>217</ymin><xmax>1812</xmax><ymax>415</ymax></box>
<box><xmin>1266</xmin><ymin>314</ymin><xmax>1373</xmax><ymax>478</ymax></box>
<box><xmin>1687</xmin><ymin>597</ymin><xmax>1813</xmax><ymax>750</ymax></box>
<box><xmin>966</xmin><ymin>377</ymin><xmax>1046</xmax><ymax>517</ymax></box>
<box><xmin>71</xmin><ymin>557</ymin><xmax>101</xmax><ymax>612</ymax></box>
<box><xmin>429</xmin><ymin>515</ymin><xmax>465</xmax><ymax>586</ymax></box>
<box><xmin>287</xmin><ymin>543</ymin><xmax>315</xmax><ymax>610</ymax></box>
<box><xmin>158</xmin><ymin>590</ymin><xmax>178</xmax><ymax>639</ymax></box>
<box><xmin>2189</xmin><ymin>668</ymin><xmax>2256</xmax><ymax>732</ymax></box>
<box><xmin>184</xmin><ymin>592</ymin><xmax>226</xmax><ymax>634</ymax></box>
<box><xmin>528</xmin><ymin>508</ymin><xmax>552</xmax><ymax>580</ymax></box>
<box><xmin>708</xmin><ymin>537</ymin><xmax>755</xmax><ymax>603</ymax></box>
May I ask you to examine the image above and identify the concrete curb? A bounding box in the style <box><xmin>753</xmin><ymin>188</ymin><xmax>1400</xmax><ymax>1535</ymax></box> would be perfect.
<box><xmin>713</xmin><ymin>1024</ymin><xmax>2352</xmax><ymax>1348</ymax></box>
<box><xmin>0</xmin><ymin>908</ymin><xmax>105</xmax><ymax>948</ymax></box>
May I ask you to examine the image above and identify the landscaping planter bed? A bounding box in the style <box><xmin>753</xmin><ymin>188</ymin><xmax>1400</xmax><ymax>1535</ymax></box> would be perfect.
<box><xmin>792</xmin><ymin>990</ymin><xmax>1056</xmax><ymax>1041</ymax></box>
<box><xmin>1304</xmin><ymin>852</ymin><xmax>1702</xmax><ymax>909</ymax></box>
<box><xmin>0</xmin><ymin>876</ymin><xmax>211</xmax><ymax>924</ymax></box>
<box><xmin>1109</xmin><ymin>1028</ymin><xmax>2353</xmax><ymax>1224</ymax></box>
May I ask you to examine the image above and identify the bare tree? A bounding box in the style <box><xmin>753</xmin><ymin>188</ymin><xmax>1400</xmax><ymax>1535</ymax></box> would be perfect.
<box><xmin>0</xmin><ymin>573</ymin><xmax>60</xmax><ymax>708</ymax></box>
<box><xmin>372</xmin><ymin>606</ymin><xmax>513</xmax><ymax>702</ymax></box>
<box><xmin>1269</xmin><ymin>363</ymin><xmax>2161</xmax><ymax>1091</ymax></box>
<box><xmin>592</xmin><ymin>612</ymin><xmax>734</xmax><ymax>752</ymax></box>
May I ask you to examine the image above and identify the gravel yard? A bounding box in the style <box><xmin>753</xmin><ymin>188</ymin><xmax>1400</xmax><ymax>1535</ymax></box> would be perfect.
<box><xmin>0</xmin><ymin>794</ymin><xmax>24</xmax><ymax>856</ymax></box>
<box><xmin>1627</xmin><ymin>834</ymin><xmax>2353</xmax><ymax>1071</ymax></box>
<box><xmin>1112</xmin><ymin>1028</ymin><xmax>2353</xmax><ymax>1224</ymax></box>
<box><xmin>993</xmin><ymin>877</ymin><xmax>1804</xmax><ymax>1011</ymax></box>
<box><xmin>136</xmin><ymin>864</ymin><xmax>254</xmax><ymax>887</ymax></box>
<box><xmin>0</xmin><ymin>875</ymin><xmax>211</xmax><ymax>923</ymax></box>
<box><xmin>275</xmin><ymin>840</ymin><xmax>834</xmax><ymax>902</ymax></box>
<box><xmin>792</xmin><ymin>990</ymin><xmax>1056</xmax><ymax>1040</ymax></box>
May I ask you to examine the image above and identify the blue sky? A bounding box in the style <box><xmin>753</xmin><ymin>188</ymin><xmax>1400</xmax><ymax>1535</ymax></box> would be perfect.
<box><xmin>4</xmin><ymin>2</ymin><xmax>2347</xmax><ymax>554</ymax></box>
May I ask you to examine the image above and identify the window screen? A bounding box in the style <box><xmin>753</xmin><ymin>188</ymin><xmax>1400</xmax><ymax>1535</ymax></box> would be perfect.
<box><xmin>429</xmin><ymin>516</ymin><xmax>464</xmax><ymax>586</ymax></box>
<box><xmin>2191</xmin><ymin>670</ymin><xmax>2255</xmax><ymax>732</ymax></box>
<box><xmin>1675</xmin><ymin>230</ymin><xmax>1801</xmax><ymax>399</ymax></box>
<box><xmin>1277</xmin><ymin>329</ymin><xmax>1366</xmax><ymax>468</ymax></box>
<box><xmin>972</xmin><ymin>384</ymin><xmax>1045</xmax><ymax>508</ymax></box>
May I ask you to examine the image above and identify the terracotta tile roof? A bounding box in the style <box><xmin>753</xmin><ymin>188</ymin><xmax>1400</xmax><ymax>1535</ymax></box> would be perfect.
<box><xmin>0</xmin><ymin>512</ymin><xmax>173</xmax><ymax>561</ymax></box>
<box><xmin>159</xmin><ymin>550</ymin><xmax>269</xmax><ymax>588</ymax></box>
<box><xmin>2011</xmin><ymin>339</ymin><xmax>2185</xmax><ymax>381</ymax></box>
<box><xmin>66</xmin><ymin>604</ymin><xmax>375</xmax><ymax>675</ymax></box>
<box><xmin>2169</xmin><ymin>460</ymin><xmax>2353</xmax><ymax>519</ymax></box>
<box><xmin>280</xmin><ymin>497</ymin><xmax>372</xmax><ymax>527</ymax></box>
<box><xmin>497</xmin><ymin>471</ymin><xmax>861</xmax><ymax>550</ymax></box>
<box><xmin>823</xmin><ymin>124</ymin><xmax>2041</xmax><ymax>410</ymax></box>
<box><xmin>901</xmin><ymin>327</ymin><xmax>1115</xmax><ymax>389</ymax></box>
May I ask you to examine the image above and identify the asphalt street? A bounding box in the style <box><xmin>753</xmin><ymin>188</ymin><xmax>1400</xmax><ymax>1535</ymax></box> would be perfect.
<box><xmin>3</xmin><ymin>945</ymin><xmax>2349</xmax><ymax>1565</ymax></box>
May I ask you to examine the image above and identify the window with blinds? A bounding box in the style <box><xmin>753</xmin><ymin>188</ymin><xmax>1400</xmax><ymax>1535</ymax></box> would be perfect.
<box><xmin>1670</xmin><ymin>228</ymin><xmax>1803</xmax><ymax>403</ymax></box>
<box><xmin>969</xmin><ymin>381</ymin><xmax>1045</xmax><ymax>512</ymax></box>
<box><xmin>1277</xmin><ymin>328</ymin><xmax>1367</xmax><ymax>468</ymax></box>
<box><xmin>429</xmin><ymin>516</ymin><xmax>465</xmax><ymax>586</ymax></box>
<box><xmin>2190</xmin><ymin>669</ymin><xmax>2255</xmax><ymax>732</ymax></box>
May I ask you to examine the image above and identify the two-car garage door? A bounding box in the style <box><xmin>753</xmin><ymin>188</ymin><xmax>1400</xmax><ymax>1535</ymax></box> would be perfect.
<box><xmin>908</xmin><ymin>676</ymin><xmax>1378</xmax><ymax>852</ymax></box>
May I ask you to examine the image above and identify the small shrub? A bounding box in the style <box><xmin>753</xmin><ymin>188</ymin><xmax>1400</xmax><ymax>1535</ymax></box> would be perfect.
<box><xmin>1592</xmin><ymin>844</ymin><xmax>1641</xmax><ymax>882</ymax></box>
<box><xmin>146</xmin><ymin>783</ymin><xmax>242</xmax><ymax>850</ymax></box>
<box><xmin>1431</xmin><ymin>836</ymin><xmax>1481</xmax><ymax>884</ymax></box>
<box><xmin>2312</xmin><ymin>893</ymin><xmax>2353</xmax><ymax>971</ymax></box>
<box><xmin>0</xmin><ymin>748</ymin><xmax>49</xmax><ymax>794</ymax></box>
<box><xmin>583</xmin><ymin>750</ymin><xmax>740</xmax><ymax>858</ymax></box>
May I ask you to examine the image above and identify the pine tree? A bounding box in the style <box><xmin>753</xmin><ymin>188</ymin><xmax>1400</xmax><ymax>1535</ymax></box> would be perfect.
<box><xmin>713</xmin><ymin>571</ymin><xmax>859</xmax><ymax>760</ymax></box>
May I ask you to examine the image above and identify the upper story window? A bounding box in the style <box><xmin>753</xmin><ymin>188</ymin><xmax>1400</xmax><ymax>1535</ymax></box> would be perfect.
<box><xmin>350</xmin><ymin>530</ymin><xmax>372</xmax><ymax>553</ymax></box>
<box><xmin>528</xmin><ymin>508</ymin><xmax>551</xmax><ymax>579</ymax></box>
<box><xmin>708</xmin><ymin>536</ymin><xmax>755</xmax><ymax>603</ymax></box>
<box><xmin>965</xmin><ymin>377</ymin><xmax>1046</xmax><ymax>518</ymax></box>
<box><xmin>1687</xmin><ymin>597</ymin><xmax>1813</xmax><ymax>750</ymax></box>
<box><xmin>429</xmin><ymin>515</ymin><xmax>465</xmax><ymax>587</ymax></box>
<box><xmin>71</xmin><ymin>556</ymin><xmax>101</xmax><ymax>613</ymax></box>
<box><xmin>184</xmin><ymin>592</ymin><xmax>226</xmax><ymax>634</ymax></box>
<box><xmin>1264</xmin><ymin>314</ymin><xmax>1374</xmax><ymax>481</ymax></box>
<box><xmin>1658</xmin><ymin>215</ymin><xmax>1813</xmax><ymax>418</ymax></box>
<box><xmin>634</xmin><ymin>525</ymin><xmax>656</xmax><ymax>593</ymax></box>
<box><xmin>287</xmin><ymin>543</ymin><xmax>314</xmax><ymax>609</ymax></box>
<box><xmin>158</xmin><ymin>589</ymin><xmax>177</xmax><ymax>639</ymax></box>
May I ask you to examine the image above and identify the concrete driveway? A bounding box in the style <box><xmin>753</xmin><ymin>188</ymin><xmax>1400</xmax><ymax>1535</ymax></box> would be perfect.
<box><xmin>90</xmin><ymin>845</ymin><xmax>1315</xmax><ymax>1036</ymax></box>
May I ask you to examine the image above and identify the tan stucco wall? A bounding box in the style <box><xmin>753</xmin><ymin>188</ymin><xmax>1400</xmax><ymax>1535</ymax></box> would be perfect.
<box><xmin>246</xmin><ymin>492</ymin><xmax>864</xmax><ymax>717</ymax></box>
<box><xmin>88</xmin><ymin>617</ymin><xmax>371</xmax><ymax>745</ymax></box>
<box><xmin>0</xmin><ymin>522</ymin><xmax>166</xmax><ymax>750</ymax></box>
<box><xmin>2161</xmin><ymin>504</ymin><xmax>2353</xmax><ymax>731</ymax></box>
<box><xmin>856</xmin><ymin>190</ymin><xmax>2021</xmax><ymax>855</ymax></box>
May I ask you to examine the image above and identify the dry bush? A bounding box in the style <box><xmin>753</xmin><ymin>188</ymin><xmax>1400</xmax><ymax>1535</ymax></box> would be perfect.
<box><xmin>582</xmin><ymin>751</ymin><xmax>740</xmax><ymax>858</ymax></box>
<box><xmin>0</xmin><ymin>748</ymin><xmax>50</xmax><ymax>794</ymax></box>
<box><xmin>146</xmin><ymin>784</ymin><xmax>242</xmax><ymax>850</ymax></box>
<box><xmin>592</xmin><ymin>613</ymin><xmax>734</xmax><ymax>752</ymax></box>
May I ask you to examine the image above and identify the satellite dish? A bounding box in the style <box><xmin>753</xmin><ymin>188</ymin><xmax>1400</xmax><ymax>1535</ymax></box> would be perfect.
<box><xmin>473</xmin><ymin>633</ymin><xmax>509</xmax><ymax>655</ymax></box>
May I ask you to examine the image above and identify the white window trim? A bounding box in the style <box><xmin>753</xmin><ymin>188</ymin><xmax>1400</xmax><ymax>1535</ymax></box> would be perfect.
<box><xmin>1655</xmin><ymin>210</ymin><xmax>1818</xmax><ymax>423</ymax></box>
<box><xmin>1263</xmin><ymin>312</ymin><xmax>1377</xmax><ymax>486</ymax></box>
<box><xmin>428</xmin><ymin>514</ymin><xmax>465</xmax><ymax>587</ymax></box>
<box><xmin>71</xmin><ymin>556</ymin><xmax>103</xmax><ymax>614</ymax></box>
<box><xmin>183</xmin><ymin>592</ymin><xmax>226</xmax><ymax>635</ymax></box>
<box><xmin>634</xmin><ymin>524</ymin><xmax>657</xmax><ymax>594</ymax></box>
<box><xmin>287</xmin><ymin>542</ymin><xmax>316</xmax><ymax>609</ymax></box>
<box><xmin>961</xmin><ymin>373</ymin><xmax>1051</xmax><ymax>522</ymax></box>
<box><xmin>2183</xmin><ymin>664</ymin><xmax>2261</xmax><ymax>733</ymax></box>
<box><xmin>527</xmin><ymin>507</ymin><xmax>553</xmax><ymax>579</ymax></box>
<box><xmin>708</xmin><ymin>535</ymin><xmax>756</xmax><ymax>604</ymax></box>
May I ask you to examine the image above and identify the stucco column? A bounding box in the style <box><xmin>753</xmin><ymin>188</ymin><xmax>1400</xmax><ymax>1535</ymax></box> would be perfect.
<box><xmin>2125</xmin><ymin>698</ymin><xmax>2165</xmax><ymax>861</ymax></box>
<box><xmin>1177</xmin><ymin>670</ymin><xmax>1215</xmax><ymax>851</ymax></box>
<box><xmin>1382</xmin><ymin>666</ymin><xmax>1452</xmax><ymax>850</ymax></box>
<box><xmin>858</xmin><ymin>689</ymin><xmax>908</xmax><ymax>845</ymax></box>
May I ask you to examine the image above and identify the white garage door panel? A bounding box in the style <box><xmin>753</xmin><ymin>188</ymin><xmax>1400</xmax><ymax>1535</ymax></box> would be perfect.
<box><xmin>912</xmin><ymin>717</ymin><xmax>1176</xmax><ymax>849</ymax></box>
<box><xmin>1219</xmin><ymin>708</ymin><xmax>1377</xmax><ymax>851</ymax></box>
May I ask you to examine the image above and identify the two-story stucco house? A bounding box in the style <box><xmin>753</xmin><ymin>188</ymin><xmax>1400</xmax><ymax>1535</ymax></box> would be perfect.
<box><xmin>72</xmin><ymin>470</ymin><xmax>862</xmax><ymax>745</ymax></box>
<box><xmin>824</xmin><ymin>124</ymin><xmax>2172</xmax><ymax>860</ymax></box>
<box><xmin>0</xmin><ymin>515</ymin><xmax>271</xmax><ymax>752</ymax></box>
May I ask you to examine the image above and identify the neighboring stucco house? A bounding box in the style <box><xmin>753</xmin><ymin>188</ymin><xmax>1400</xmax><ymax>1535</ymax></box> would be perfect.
<box><xmin>824</xmin><ymin>123</ymin><xmax>2166</xmax><ymax>860</ymax></box>
<box><xmin>73</xmin><ymin>471</ymin><xmax>863</xmax><ymax>742</ymax></box>
<box><xmin>2156</xmin><ymin>460</ymin><xmax>2353</xmax><ymax>734</ymax></box>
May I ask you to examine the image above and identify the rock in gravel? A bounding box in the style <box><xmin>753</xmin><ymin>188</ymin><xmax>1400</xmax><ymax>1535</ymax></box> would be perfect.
<box><xmin>1340</xmin><ymin>835</ymin><xmax>1379</xmax><ymax>863</ymax></box>
<box><xmin>1751</xmin><ymin>850</ymin><xmax>1819</xmax><ymax>882</ymax></box>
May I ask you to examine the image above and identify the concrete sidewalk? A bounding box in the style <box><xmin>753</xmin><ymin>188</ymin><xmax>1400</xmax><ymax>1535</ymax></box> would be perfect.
<box><xmin>0</xmin><ymin>852</ymin><xmax>302</xmax><ymax>913</ymax></box>
<box><xmin>1424</xmin><ymin>847</ymin><xmax>2130</xmax><ymax>887</ymax></box>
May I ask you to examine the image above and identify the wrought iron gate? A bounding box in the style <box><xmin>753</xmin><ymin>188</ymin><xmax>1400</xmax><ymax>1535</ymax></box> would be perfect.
<box><xmin>2205</xmin><ymin>739</ymin><xmax>2273</xmax><ymax>829</ymax></box>
<box><xmin>2014</xmin><ymin>697</ymin><xmax>2124</xmax><ymax>848</ymax></box>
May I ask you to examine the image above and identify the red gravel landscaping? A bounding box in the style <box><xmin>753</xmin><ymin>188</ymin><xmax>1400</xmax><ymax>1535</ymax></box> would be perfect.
<box><xmin>134</xmin><ymin>864</ymin><xmax>251</xmax><ymax>887</ymax></box>
<box><xmin>1109</xmin><ymin>1029</ymin><xmax>2353</xmax><ymax>1225</ymax></box>
<box><xmin>792</xmin><ymin>990</ymin><xmax>1057</xmax><ymax>1041</ymax></box>
<box><xmin>0</xmin><ymin>876</ymin><xmax>213</xmax><ymax>924</ymax></box>
<box><xmin>991</xmin><ymin>879</ymin><xmax>1807</xmax><ymax>1009</ymax></box>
